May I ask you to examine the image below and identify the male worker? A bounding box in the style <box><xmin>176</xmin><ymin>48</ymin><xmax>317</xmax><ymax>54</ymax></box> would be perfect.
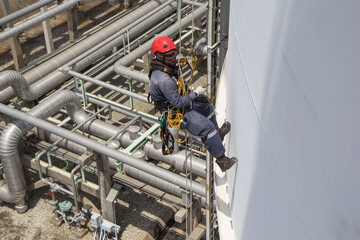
<box><xmin>149</xmin><ymin>36</ymin><xmax>237</xmax><ymax>172</ymax></box>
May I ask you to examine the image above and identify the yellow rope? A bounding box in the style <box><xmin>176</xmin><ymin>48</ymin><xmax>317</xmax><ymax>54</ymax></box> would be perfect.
<box><xmin>167</xmin><ymin>56</ymin><xmax>198</xmax><ymax>143</ymax></box>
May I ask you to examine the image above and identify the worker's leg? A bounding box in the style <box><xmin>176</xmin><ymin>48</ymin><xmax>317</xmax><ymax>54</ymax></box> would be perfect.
<box><xmin>183</xmin><ymin>110</ymin><xmax>225</xmax><ymax>158</ymax></box>
<box><xmin>191</xmin><ymin>101</ymin><xmax>219</xmax><ymax>131</ymax></box>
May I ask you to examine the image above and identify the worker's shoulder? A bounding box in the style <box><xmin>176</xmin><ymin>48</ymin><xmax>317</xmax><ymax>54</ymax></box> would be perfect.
<box><xmin>151</xmin><ymin>69</ymin><xmax>173</xmax><ymax>81</ymax></box>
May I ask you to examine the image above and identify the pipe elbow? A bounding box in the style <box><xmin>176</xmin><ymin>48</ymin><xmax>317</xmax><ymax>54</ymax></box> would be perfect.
<box><xmin>0</xmin><ymin>180</ymin><xmax>26</xmax><ymax>204</ymax></box>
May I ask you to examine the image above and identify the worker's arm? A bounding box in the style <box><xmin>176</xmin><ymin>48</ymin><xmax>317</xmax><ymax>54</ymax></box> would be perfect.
<box><xmin>161</xmin><ymin>76</ymin><xmax>197</xmax><ymax>108</ymax></box>
<box><xmin>150</xmin><ymin>70</ymin><xmax>196</xmax><ymax>108</ymax></box>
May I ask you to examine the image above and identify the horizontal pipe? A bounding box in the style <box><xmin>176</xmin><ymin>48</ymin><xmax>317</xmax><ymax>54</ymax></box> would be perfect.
<box><xmin>0</xmin><ymin>103</ymin><xmax>206</xmax><ymax>196</ymax></box>
<box><xmin>62</xmin><ymin>69</ymin><xmax>148</xmax><ymax>102</ymax></box>
<box><xmin>0</xmin><ymin>0</ymin><xmax>55</xmax><ymax>27</ymax></box>
<box><xmin>114</xmin><ymin>3</ymin><xmax>207</xmax><ymax>75</ymax></box>
<box><xmin>124</xmin><ymin>164</ymin><xmax>206</xmax><ymax>204</ymax></box>
<box><xmin>0</xmin><ymin>0</ymin><xmax>80</xmax><ymax>42</ymax></box>
<box><xmin>114</xmin><ymin>29</ymin><xmax>195</xmax><ymax>83</ymax></box>
<box><xmin>0</xmin><ymin>0</ymin><xmax>171</xmax><ymax>103</ymax></box>
<box><xmin>182</xmin><ymin>0</ymin><xmax>203</xmax><ymax>7</ymax></box>
<box><xmin>113</xmin><ymin>65</ymin><xmax>149</xmax><ymax>84</ymax></box>
<box><xmin>84</xmin><ymin>93</ymin><xmax>158</xmax><ymax>125</ymax></box>
<box><xmin>61</xmin><ymin>0</ymin><xmax>176</xmax><ymax>69</ymax></box>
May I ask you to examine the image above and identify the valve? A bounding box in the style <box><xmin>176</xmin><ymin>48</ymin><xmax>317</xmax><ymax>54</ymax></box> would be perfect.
<box><xmin>59</xmin><ymin>200</ymin><xmax>73</xmax><ymax>215</ymax></box>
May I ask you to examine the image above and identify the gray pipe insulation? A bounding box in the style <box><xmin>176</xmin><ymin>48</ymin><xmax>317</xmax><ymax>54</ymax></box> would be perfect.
<box><xmin>36</xmin><ymin>131</ymin><xmax>206</xmax><ymax>203</ymax></box>
<box><xmin>0</xmin><ymin>0</ymin><xmax>56</xmax><ymax>28</ymax></box>
<box><xmin>0</xmin><ymin>0</ymin><xmax>177</xmax><ymax>103</ymax></box>
<box><xmin>0</xmin><ymin>89</ymin><xmax>206</xmax><ymax>211</ymax></box>
<box><xmin>114</xmin><ymin>3</ymin><xmax>207</xmax><ymax>70</ymax></box>
<box><xmin>35</xmin><ymin>122</ymin><xmax>206</xmax><ymax>177</ymax></box>
<box><xmin>123</xmin><ymin>164</ymin><xmax>206</xmax><ymax>205</ymax></box>
<box><xmin>0</xmin><ymin>1</ymin><xmax>208</xmax><ymax>212</ymax></box>
<box><xmin>0</xmin><ymin>102</ymin><xmax>207</xmax><ymax>197</ymax></box>
<box><xmin>0</xmin><ymin>0</ymin><xmax>80</xmax><ymax>42</ymax></box>
<box><xmin>111</xmin><ymin>4</ymin><xmax>207</xmax><ymax>85</ymax></box>
<box><xmin>0</xmin><ymin>90</ymin><xmax>119</xmax><ymax>210</ymax></box>
<box><xmin>84</xmin><ymin>2</ymin><xmax>207</xmax><ymax>86</ymax></box>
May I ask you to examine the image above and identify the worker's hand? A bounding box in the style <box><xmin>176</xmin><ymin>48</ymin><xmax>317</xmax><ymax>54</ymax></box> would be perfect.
<box><xmin>194</xmin><ymin>85</ymin><xmax>207</xmax><ymax>96</ymax></box>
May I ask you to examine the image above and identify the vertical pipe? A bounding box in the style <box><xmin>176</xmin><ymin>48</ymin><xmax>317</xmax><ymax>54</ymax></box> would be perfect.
<box><xmin>205</xmin><ymin>151</ymin><xmax>211</xmax><ymax>240</ymax></box>
<box><xmin>70</xmin><ymin>164</ymin><xmax>81</xmax><ymax>214</ymax></box>
<box><xmin>219</xmin><ymin>0</ymin><xmax>230</xmax><ymax>76</ymax></box>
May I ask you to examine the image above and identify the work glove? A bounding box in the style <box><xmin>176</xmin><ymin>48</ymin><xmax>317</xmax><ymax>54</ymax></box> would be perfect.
<box><xmin>194</xmin><ymin>85</ymin><xmax>207</xmax><ymax>96</ymax></box>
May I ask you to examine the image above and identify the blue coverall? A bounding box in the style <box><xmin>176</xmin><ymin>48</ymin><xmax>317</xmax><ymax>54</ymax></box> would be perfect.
<box><xmin>149</xmin><ymin>70</ymin><xmax>225</xmax><ymax>158</ymax></box>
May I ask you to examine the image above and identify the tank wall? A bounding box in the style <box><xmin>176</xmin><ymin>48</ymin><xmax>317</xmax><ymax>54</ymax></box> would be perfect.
<box><xmin>217</xmin><ymin>0</ymin><xmax>360</xmax><ymax>239</ymax></box>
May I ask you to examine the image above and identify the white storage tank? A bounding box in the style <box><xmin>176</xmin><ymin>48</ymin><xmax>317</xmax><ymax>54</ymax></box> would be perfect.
<box><xmin>215</xmin><ymin>0</ymin><xmax>360</xmax><ymax>239</ymax></box>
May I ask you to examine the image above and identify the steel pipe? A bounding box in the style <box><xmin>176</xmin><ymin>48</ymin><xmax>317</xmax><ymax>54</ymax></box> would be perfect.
<box><xmin>112</xmin><ymin>65</ymin><xmax>149</xmax><ymax>84</ymax></box>
<box><xmin>0</xmin><ymin>70</ymin><xmax>44</xmax><ymax>101</ymax></box>
<box><xmin>62</xmin><ymin>69</ymin><xmax>148</xmax><ymax>102</ymax></box>
<box><xmin>123</xmin><ymin>164</ymin><xmax>206</xmax><ymax>204</ymax></box>
<box><xmin>0</xmin><ymin>0</ymin><xmax>177</xmax><ymax>103</ymax></box>
<box><xmin>35</xmin><ymin>150</ymin><xmax>75</xmax><ymax>197</ymax></box>
<box><xmin>0</xmin><ymin>90</ymin><xmax>120</xmax><ymax>206</ymax></box>
<box><xmin>113</xmin><ymin>29</ymin><xmax>195</xmax><ymax>83</ymax></box>
<box><xmin>114</xmin><ymin>3</ymin><xmax>207</xmax><ymax>76</ymax></box>
<box><xmin>0</xmin><ymin>0</ymin><xmax>79</xmax><ymax>42</ymax></box>
<box><xmin>0</xmin><ymin>103</ymin><xmax>206</xmax><ymax>197</ymax></box>
<box><xmin>0</xmin><ymin>0</ymin><xmax>55</xmax><ymax>27</ymax></box>
<box><xmin>61</xmin><ymin>0</ymin><xmax>176</xmax><ymax>69</ymax></box>
<box><xmin>182</xmin><ymin>0</ymin><xmax>203</xmax><ymax>7</ymax></box>
<box><xmin>70</xmin><ymin>165</ymin><xmax>81</xmax><ymax>214</ymax></box>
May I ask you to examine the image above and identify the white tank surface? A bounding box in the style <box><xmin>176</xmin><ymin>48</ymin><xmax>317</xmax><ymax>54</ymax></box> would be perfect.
<box><xmin>215</xmin><ymin>0</ymin><xmax>360</xmax><ymax>239</ymax></box>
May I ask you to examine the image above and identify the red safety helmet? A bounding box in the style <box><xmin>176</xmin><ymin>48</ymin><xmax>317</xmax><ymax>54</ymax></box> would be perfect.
<box><xmin>151</xmin><ymin>36</ymin><xmax>176</xmax><ymax>55</ymax></box>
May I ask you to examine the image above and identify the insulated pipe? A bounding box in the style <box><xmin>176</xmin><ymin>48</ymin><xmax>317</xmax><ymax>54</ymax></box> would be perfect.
<box><xmin>0</xmin><ymin>90</ymin><xmax>205</xmax><ymax>206</ymax></box>
<box><xmin>111</xmin><ymin>30</ymin><xmax>192</xmax><ymax>83</ymax></box>
<box><xmin>123</xmin><ymin>164</ymin><xmax>206</xmax><ymax>204</ymax></box>
<box><xmin>0</xmin><ymin>103</ymin><xmax>207</xmax><ymax>196</ymax></box>
<box><xmin>114</xmin><ymin>3</ymin><xmax>207</xmax><ymax>77</ymax></box>
<box><xmin>0</xmin><ymin>70</ymin><xmax>43</xmax><ymax>101</ymax></box>
<box><xmin>111</xmin><ymin>65</ymin><xmax>149</xmax><ymax>84</ymax></box>
<box><xmin>84</xmin><ymin>93</ymin><xmax>158</xmax><ymax>125</ymax></box>
<box><xmin>113</xmin><ymin>30</ymin><xmax>202</xmax><ymax>83</ymax></box>
<box><xmin>0</xmin><ymin>90</ymin><xmax>120</xmax><ymax>206</ymax></box>
<box><xmin>82</xmin><ymin>4</ymin><xmax>207</xmax><ymax>90</ymax></box>
<box><xmin>0</xmin><ymin>0</ymin><xmax>176</xmax><ymax>102</ymax></box>
<box><xmin>0</xmin><ymin>0</ymin><xmax>80</xmax><ymax>42</ymax></box>
<box><xmin>37</xmin><ymin>130</ymin><xmax>207</xmax><ymax>178</ymax></box>
<box><xmin>193</xmin><ymin>35</ymin><xmax>207</xmax><ymax>56</ymax></box>
<box><xmin>182</xmin><ymin>0</ymin><xmax>203</xmax><ymax>7</ymax></box>
<box><xmin>62</xmin><ymin>0</ymin><xmax>176</xmax><ymax>69</ymax></box>
<box><xmin>62</xmin><ymin>69</ymin><xmax>148</xmax><ymax>102</ymax></box>
<box><xmin>0</xmin><ymin>0</ymin><xmax>55</xmax><ymax>27</ymax></box>
<box><xmin>41</xmin><ymin>128</ymin><xmax>207</xmax><ymax>178</ymax></box>
<box><xmin>119</xmin><ymin>132</ymin><xmax>206</xmax><ymax>177</ymax></box>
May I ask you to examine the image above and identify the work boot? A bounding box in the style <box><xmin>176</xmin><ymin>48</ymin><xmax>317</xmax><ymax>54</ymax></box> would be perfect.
<box><xmin>216</xmin><ymin>155</ymin><xmax>238</xmax><ymax>172</ymax></box>
<box><xmin>219</xmin><ymin>121</ymin><xmax>231</xmax><ymax>142</ymax></box>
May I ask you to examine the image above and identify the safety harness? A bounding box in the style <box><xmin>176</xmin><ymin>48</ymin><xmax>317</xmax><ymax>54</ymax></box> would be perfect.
<box><xmin>148</xmin><ymin>57</ymin><xmax>198</xmax><ymax>155</ymax></box>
